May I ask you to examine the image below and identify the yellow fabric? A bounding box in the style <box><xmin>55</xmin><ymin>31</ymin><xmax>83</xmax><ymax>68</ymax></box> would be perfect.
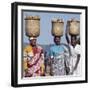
<box><xmin>23</xmin><ymin>45</ymin><xmax>33</xmax><ymax>70</ymax></box>
<box><xmin>41</xmin><ymin>64</ymin><xmax>45</xmax><ymax>74</ymax></box>
<box><xmin>23</xmin><ymin>59</ymin><xmax>28</xmax><ymax>70</ymax></box>
<box><xmin>23</xmin><ymin>45</ymin><xmax>45</xmax><ymax>75</ymax></box>
<box><xmin>24</xmin><ymin>45</ymin><xmax>33</xmax><ymax>53</ymax></box>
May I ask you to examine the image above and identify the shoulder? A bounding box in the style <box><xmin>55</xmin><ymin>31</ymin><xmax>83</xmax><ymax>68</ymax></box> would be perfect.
<box><xmin>50</xmin><ymin>45</ymin><xmax>55</xmax><ymax>51</ymax></box>
<box><xmin>50</xmin><ymin>45</ymin><xmax>65</xmax><ymax>51</ymax></box>
<box><xmin>59</xmin><ymin>44</ymin><xmax>65</xmax><ymax>51</ymax></box>
<box><xmin>75</xmin><ymin>44</ymin><xmax>81</xmax><ymax>53</ymax></box>
<box><xmin>61</xmin><ymin>44</ymin><xmax>70</xmax><ymax>51</ymax></box>
<box><xmin>76</xmin><ymin>44</ymin><xmax>81</xmax><ymax>48</ymax></box>
<box><xmin>37</xmin><ymin>45</ymin><xmax>43</xmax><ymax>50</ymax></box>
<box><xmin>75</xmin><ymin>44</ymin><xmax>81</xmax><ymax>50</ymax></box>
<box><xmin>75</xmin><ymin>44</ymin><xmax>81</xmax><ymax>54</ymax></box>
<box><xmin>24</xmin><ymin>45</ymin><xmax>32</xmax><ymax>52</ymax></box>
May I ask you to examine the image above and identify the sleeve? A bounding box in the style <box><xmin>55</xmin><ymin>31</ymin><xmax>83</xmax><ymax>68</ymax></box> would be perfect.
<box><xmin>23</xmin><ymin>47</ymin><xmax>28</xmax><ymax>60</ymax></box>
<box><xmin>23</xmin><ymin>46</ymin><xmax>29</xmax><ymax>57</ymax></box>
<box><xmin>75</xmin><ymin>45</ymin><xmax>81</xmax><ymax>55</ymax></box>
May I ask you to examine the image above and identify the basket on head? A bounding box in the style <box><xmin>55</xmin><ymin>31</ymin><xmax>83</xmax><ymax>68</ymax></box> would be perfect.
<box><xmin>51</xmin><ymin>19</ymin><xmax>64</xmax><ymax>37</ymax></box>
<box><xmin>67</xmin><ymin>19</ymin><xmax>80</xmax><ymax>36</ymax></box>
<box><xmin>25</xmin><ymin>16</ymin><xmax>40</xmax><ymax>37</ymax></box>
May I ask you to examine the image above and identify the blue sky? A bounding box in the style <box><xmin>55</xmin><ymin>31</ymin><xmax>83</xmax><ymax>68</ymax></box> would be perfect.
<box><xmin>22</xmin><ymin>11</ymin><xmax>80</xmax><ymax>45</ymax></box>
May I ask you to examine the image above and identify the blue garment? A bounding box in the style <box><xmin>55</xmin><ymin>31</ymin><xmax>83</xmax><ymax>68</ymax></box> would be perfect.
<box><xmin>50</xmin><ymin>44</ymin><xmax>65</xmax><ymax>57</ymax></box>
<box><xmin>49</xmin><ymin>44</ymin><xmax>68</xmax><ymax>76</ymax></box>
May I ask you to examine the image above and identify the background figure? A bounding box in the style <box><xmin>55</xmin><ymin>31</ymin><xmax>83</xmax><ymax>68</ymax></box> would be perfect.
<box><xmin>23</xmin><ymin>37</ymin><xmax>45</xmax><ymax>77</ymax></box>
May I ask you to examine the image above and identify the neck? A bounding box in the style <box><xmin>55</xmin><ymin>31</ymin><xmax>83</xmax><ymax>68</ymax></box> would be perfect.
<box><xmin>56</xmin><ymin>43</ymin><xmax>60</xmax><ymax>45</ymax></box>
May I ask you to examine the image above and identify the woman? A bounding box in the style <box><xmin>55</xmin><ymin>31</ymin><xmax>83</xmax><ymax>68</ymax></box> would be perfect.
<box><xmin>23</xmin><ymin>37</ymin><xmax>45</xmax><ymax>77</ymax></box>
<box><xmin>49</xmin><ymin>36</ymin><xmax>70</xmax><ymax>76</ymax></box>
<box><xmin>65</xmin><ymin>28</ymin><xmax>81</xmax><ymax>76</ymax></box>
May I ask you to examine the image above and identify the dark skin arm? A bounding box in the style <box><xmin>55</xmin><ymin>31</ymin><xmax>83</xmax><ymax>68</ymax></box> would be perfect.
<box><xmin>74</xmin><ymin>54</ymin><xmax>80</xmax><ymax>71</ymax></box>
<box><xmin>49</xmin><ymin>57</ymin><xmax>54</xmax><ymax>76</ymax></box>
<box><xmin>64</xmin><ymin>59</ymin><xmax>70</xmax><ymax>75</ymax></box>
<box><xmin>65</xmin><ymin>24</ymin><xmax>70</xmax><ymax>44</ymax></box>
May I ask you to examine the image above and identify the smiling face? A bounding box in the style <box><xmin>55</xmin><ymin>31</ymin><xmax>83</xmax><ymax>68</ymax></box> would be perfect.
<box><xmin>71</xmin><ymin>35</ymin><xmax>77</xmax><ymax>47</ymax></box>
<box><xmin>54</xmin><ymin>36</ymin><xmax>61</xmax><ymax>45</ymax></box>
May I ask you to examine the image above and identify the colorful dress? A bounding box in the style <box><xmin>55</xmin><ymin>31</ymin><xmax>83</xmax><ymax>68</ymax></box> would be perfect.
<box><xmin>49</xmin><ymin>44</ymin><xmax>69</xmax><ymax>76</ymax></box>
<box><xmin>23</xmin><ymin>45</ymin><xmax>45</xmax><ymax>77</ymax></box>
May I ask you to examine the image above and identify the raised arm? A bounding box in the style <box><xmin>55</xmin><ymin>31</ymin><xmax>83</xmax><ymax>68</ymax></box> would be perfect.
<box><xmin>65</xmin><ymin>24</ymin><xmax>70</xmax><ymax>44</ymax></box>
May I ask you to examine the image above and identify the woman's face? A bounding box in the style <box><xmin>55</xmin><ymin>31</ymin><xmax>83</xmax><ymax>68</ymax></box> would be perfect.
<box><xmin>54</xmin><ymin>36</ymin><xmax>61</xmax><ymax>45</ymax></box>
<box><xmin>30</xmin><ymin>39</ymin><xmax>37</xmax><ymax>47</ymax></box>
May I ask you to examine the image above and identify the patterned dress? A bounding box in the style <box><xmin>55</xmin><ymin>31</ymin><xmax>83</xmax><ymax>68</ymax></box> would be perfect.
<box><xmin>23</xmin><ymin>45</ymin><xmax>45</xmax><ymax>77</ymax></box>
<box><xmin>49</xmin><ymin>44</ymin><xmax>69</xmax><ymax>76</ymax></box>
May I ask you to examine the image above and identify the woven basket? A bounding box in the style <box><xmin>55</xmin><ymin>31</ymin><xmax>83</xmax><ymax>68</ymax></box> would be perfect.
<box><xmin>25</xmin><ymin>16</ymin><xmax>40</xmax><ymax>37</ymax></box>
<box><xmin>67</xmin><ymin>19</ymin><xmax>80</xmax><ymax>36</ymax></box>
<box><xmin>51</xmin><ymin>19</ymin><xmax>64</xmax><ymax>36</ymax></box>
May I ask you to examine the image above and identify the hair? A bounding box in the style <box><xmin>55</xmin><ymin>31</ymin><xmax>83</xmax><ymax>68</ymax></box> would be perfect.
<box><xmin>54</xmin><ymin>36</ymin><xmax>60</xmax><ymax>40</ymax></box>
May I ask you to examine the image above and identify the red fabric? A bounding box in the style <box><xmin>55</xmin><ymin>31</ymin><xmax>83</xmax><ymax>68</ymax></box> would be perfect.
<box><xmin>27</xmin><ymin>55</ymin><xmax>40</xmax><ymax>68</ymax></box>
<box><xmin>32</xmin><ymin>47</ymin><xmax>38</xmax><ymax>55</ymax></box>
